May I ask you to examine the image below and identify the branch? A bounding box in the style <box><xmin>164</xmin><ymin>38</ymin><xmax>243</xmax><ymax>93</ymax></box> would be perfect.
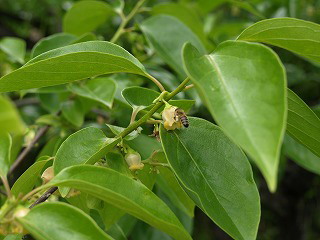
<box><xmin>9</xmin><ymin>125</ymin><xmax>49</xmax><ymax>175</ymax></box>
<box><xmin>29</xmin><ymin>186</ymin><xmax>58</xmax><ymax>209</ymax></box>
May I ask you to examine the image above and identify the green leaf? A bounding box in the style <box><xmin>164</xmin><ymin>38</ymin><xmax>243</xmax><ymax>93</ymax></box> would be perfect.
<box><xmin>61</xmin><ymin>99</ymin><xmax>85</xmax><ymax>127</ymax></box>
<box><xmin>11</xmin><ymin>158</ymin><xmax>52</xmax><ymax>197</ymax></box>
<box><xmin>126</xmin><ymin>134</ymin><xmax>162</xmax><ymax>160</ymax></box>
<box><xmin>237</xmin><ymin>18</ymin><xmax>320</xmax><ymax>62</ymax></box>
<box><xmin>3</xmin><ymin>235</ymin><xmax>23</xmax><ymax>240</ymax></box>
<box><xmin>160</xmin><ymin>117</ymin><xmax>260</xmax><ymax>240</ymax></box>
<box><xmin>31</xmin><ymin>33</ymin><xmax>78</xmax><ymax>58</ymax></box>
<box><xmin>287</xmin><ymin>89</ymin><xmax>320</xmax><ymax>157</ymax></box>
<box><xmin>17</xmin><ymin>202</ymin><xmax>113</xmax><ymax>240</ymax></box>
<box><xmin>0</xmin><ymin>41</ymin><xmax>148</xmax><ymax>93</ymax></box>
<box><xmin>69</xmin><ymin>77</ymin><xmax>117</xmax><ymax>108</ymax></box>
<box><xmin>155</xmin><ymin>152</ymin><xmax>195</xmax><ymax>217</ymax></box>
<box><xmin>283</xmin><ymin>134</ymin><xmax>320</xmax><ymax>175</ymax></box>
<box><xmin>54</xmin><ymin>127</ymin><xmax>120</xmax><ymax>175</ymax></box>
<box><xmin>0</xmin><ymin>133</ymin><xmax>12</xmax><ymax>177</ymax></box>
<box><xmin>0</xmin><ymin>95</ymin><xmax>25</xmax><ymax>135</ymax></box>
<box><xmin>183</xmin><ymin>41</ymin><xmax>287</xmax><ymax>192</ymax></box>
<box><xmin>157</xmin><ymin>100</ymin><xmax>195</xmax><ymax>113</ymax></box>
<box><xmin>49</xmin><ymin>165</ymin><xmax>192</xmax><ymax>240</ymax></box>
<box><xmin>151</xmin><ymin>3</ymin><xmax>209</xmax><ymax>48</ymax></box>
<box><xmin>106</xmin><ymin>124</ymin><xmax>141</xmax><ymax>141</ymax></box>
<box><xmin>0</xmin><ymin>37</ymin><xmax>26</xmax><ymax>64</ymax></box>
<box><xmin>63</xmin><ymin>0</ymin><xmax>113</xmax><ymax>36</ymax></box>
<box><xmin>122</xmin><ymin>86</ymin><xmax>159</xmax><ymax>110</ymax></box>
<box><xmin>141</xmin><ymin>15</ymin><xmax>206</xmax><ymax>78</ymax></box>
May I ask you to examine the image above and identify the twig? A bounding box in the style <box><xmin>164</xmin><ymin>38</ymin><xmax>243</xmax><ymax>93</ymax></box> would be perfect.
<box><xmin>29</xmin><ymin>186</ymin><xmax>58</xmax><ymax>209</ymax></box>
<box><xmin>14</xmin><ymin>98</ymin><xmax>40</xmax><ymax>107</ymax></box>
<box><xmin>9</xmin><ymin>126</ymin><xmax>49</xmax><ymax>175</ymax></box>
<box><xmin>184</xmin><ymin>84</ymin><xmax>194</xmax><ymax>91</ymax></box>
<box><xmin>1</xmin><ymin>176</ymin><xmax>12</xmax><ymax>198</ymax></box>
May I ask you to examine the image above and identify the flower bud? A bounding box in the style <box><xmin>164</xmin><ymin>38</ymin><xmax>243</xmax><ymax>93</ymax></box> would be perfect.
<box><xmin>14</xmin><ymin>206</ymin><xmax>30</xmax><ymax>219</ymax></box>
<box><xmin>41</xmin><ymin>166</ymin><xmax>54</xmax><ymax>184</ymax></box>
<box><xmin>125</xmin><ymin>151</ymin><xmax>144</xmax><ymax>171</ymax></box>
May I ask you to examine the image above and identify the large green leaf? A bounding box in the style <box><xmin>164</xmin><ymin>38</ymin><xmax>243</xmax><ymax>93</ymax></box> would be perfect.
<box><xmin>68</xmin><ymin>77</ymin><xmax>117</xmax><ymax>108</ymax></box>
<box><xmin>151</xmin><ymin>3</ymin><xmax>209</xmax><ymax>48</ymax></box>
<box><xmin>63</xmin><ymin>0</ymin><xmax>113</xmax><ymax>36</ymax></box>
<box><xmin>53</xmin><ymin>127</ymin><xmax>120</xmax><ymax>175</ymax></box>
<box><xmin>48</xmin><ymin>165</ymin><xmax>192</xmax><ymax>240</ymax></box>
<box><xmin>141</xmin><ymin>15</ymin><xmax>206</xmax><ymax>78</ymax></box>
<box><xmin>0</xmin><ymin>133</ymin><xmax>12</xmax><ymax>177</ymax></box>
<box><xmin>287</xmin><ymin>89</ymin><xmax>320</xmax><ymax>157</ymax></box>
<box><xmin>155</xmin><ymin>152</ymin><xmax>195</xmax><ymax>217</ymax></box>
<box><xmin>61</xmin><ymin>99</ymin><xmax>85</xmax><ymax>127</ymax></box>
<box><xmin>0</xmin><ymin>41</ymin><xmax>148</xmax><ymax>92</ymax></box>
<box><xmin>237</xmin><ymin>18</ymin><xmax>320</xmax><ymax>62</ymax></box>
<box><xmin>17</xmin><ymin>202</ymin><xmax>113</xmax><ymax>240</ymax></box>
<box><xmin>0</xmin><ymin>37</ymin><xmax>26</xmax><ymax>64</ymax></box>
<box><xmin>0</xmin><ymin>95</ymin><xmax>25</xmax><ymax>134</ymax></box>
<box><xmin>183</xmin><ymin>41</ymin><xmax>287</xmax><ymax>192</ymax></box>
<box><xmin>282</xmin><ymin>134</ymin><xmax>320</xmax><ymax>175</ymax></box>
<box><xmin>160</xmin><ymin>117</ymin><xmax>260</xmax><ymax>240</ymax></box>
<box><xmin>11</xmin><ymin>158</ymin><xmax>52</xmax><ymax>197</ymax></box>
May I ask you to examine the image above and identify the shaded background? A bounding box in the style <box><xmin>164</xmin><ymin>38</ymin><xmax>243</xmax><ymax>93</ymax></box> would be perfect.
<box><xmin>0</xmin><ymin>0</ymin><xmax>320</xmax><ymax>239</ymax></box>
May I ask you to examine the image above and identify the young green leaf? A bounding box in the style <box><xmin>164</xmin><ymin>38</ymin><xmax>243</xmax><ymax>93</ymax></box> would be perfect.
<box><xmin>183</xmin><ymin>41</ymin><xmax>287</xmax><ymax>192</ymax></box>
<box><xmin>287</xmin><ymin>89</ymin><xmax>320</xmax><ymax>157</ymax></box>
<box><xmin>17</xmin><ymin>202</ymin><xmax>114</xmax><ymax>240</ymax></box>
<box><xmin>48</xmin><ymin>165</ymin><xmax>192</xmax><ymax>240</ymax></box>
<box><xmin>53</xmin><ymin>127</ymin><xmax>120</xmax><ymax>175</ymax></box>
<box><xmin>0</xmin><ymin>41</ymin><xmax>148</xmax><ymax>93</ymax></box>
<box><xmin>0</xmin><ymin>95</ymin><xmax>25</xmax><ymax>135</ymax></box>
<box><xmin>0</xmin><ymin>37</ymin><xmax>26</xmax><ymax>64</ymax></box>
<box><xmin>237</xmin><ymin>18</ymin><xmax>320</xmax><ymax>62</ymax></box>
<box><xmin>0</xmin><ymin>133</ymin><xmax>12</xmax><ymax>177</ymax></box>
<box><xmin>141</xmin><ymin>15</ymin><xmax>206</xmax><ymax>78</ymax></box>
<box><xmin>63</xmin><ymin>0</ymin><xmax>113</xmax><ymax>36</ymax></box>
<box><xmin>11</xmin><ymin>158</ymin><xmax>52</xmax><ymax>197</ymax></box>
<box><xmin>160</xmin><ymin>117</ymin><xmax>260</xmax><ymax>240</ymax></box>
<box><xmin>122</xmin><ymin>86</ymin><xmax>159</xmax><ymax>110</ymax></box>
<box><xmin>106</xmin><ymin>124</ymin><xmax>141</xmax><ymax>141</ymax></box>
<box><xmin>68</xmin><ymin>77</ymin><xmax>117</xmax><ymax>108</ymax></box>
<box><xmin>282</xmin><ymin>134</ymin><xmax>320</xmax><ymax>175</ymax></box>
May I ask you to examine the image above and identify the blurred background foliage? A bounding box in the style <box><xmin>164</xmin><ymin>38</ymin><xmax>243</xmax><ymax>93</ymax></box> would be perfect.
<box><xmin>0</xmin><ymin>0</ymin><xmax>320</xmax><ymax>239</ymax></box>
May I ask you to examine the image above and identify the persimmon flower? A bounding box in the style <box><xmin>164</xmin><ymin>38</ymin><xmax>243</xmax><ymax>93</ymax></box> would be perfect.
<box><xmin>125</xmin><ymin>152</ymin><xmax>144</xmax><ymax>170</ymax></box>
<box><xmin>162</xmin><ymin>105</ymin><xmax>182</xmax><ymax>131</ymax></box>
<box><xmin>41</xmin><ymin>166</ymin><xmax>54</xmax><ymax>184</ymax></box>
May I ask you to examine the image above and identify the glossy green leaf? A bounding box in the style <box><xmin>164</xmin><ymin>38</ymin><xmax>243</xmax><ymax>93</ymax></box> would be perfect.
<box><xmin>237</xmin><ymin>18</ymin><xmax>320</xmax><ymax>62</ymax></box>
<box><xmin>54</xmin><ymin>127</ymin><xmax>120</xmax><ymax>175</ymax></box>
<box><xmin>69</xmin><ymin>78</ymin><xmax>117</xmax><ymax>108</ymax></box>
<box><xmin>106</xmin><ymin>124</ymin><xmax>141</xmax><ymax>141</ymax></box>
<box><xmin>155</xmin><ymin>152</ymin><xmax>195</xmax><ymax>217</ymax></box>
<box><xmin>0</xmin><ymin>133</ymin><xmax>12</xmax><ymax>177</ymax></box>
<box><xmin>151</xmin><ymin>3</ymin><xmax>208</xmax><ymax>48</ymax></box>
<box><xmin>287</xmin><ymin>89</ymin><xmax>320</xmax><ymax>157</ymax></box>
<box><xmin>183</xmin><ymin>41</ymin><xmax>287</xmax><ymax>192</ymax></box>
<box><xmin>283</xmin><ymin>134</ymin><xmax>320</xmax><ymax>175</ymax></box>
<box><xmin>0</xmin><ymin>41</ymin><xmax>148</xmax><ymax>93</ymax></box>
<box><xmin>160</xmin><ymin>117</ymin><xmax>260</xmax><ymax>240</ymax></box>
<box><xmin>126</xmin><ymin>134</ymin><xmax>162</xmax><ymax>160</ymax></box>
<box><xmin>63</xmin><ymin>0</ymin><xmax>113</xmax><ymax>36</ymax></box>
<box><xmin>17</xmin><ymin>202</ymin><xmax>113</xmax><ymax>240</ymax></box>
<box><xmin>141</xmin><ymin>15</ymin><xmax>206</xmax><ymax>77</ymax></box>
<box><xmin>31</xmin><ymin>33</ymin><xmax>78</xmax><ymax>58</ymax></box>
<box><xmin>11</xmin><ymin>158</ymin><xmax>52</xmax><ymax>197</ymax></box>
<box><xmin>61</xmin><ymin>100</ymin><xmax>85</xmax><ymax>127</ymax></box>
<box><xmin>0</xmin><ymin>37</ymin><xmax>26</xmax><ymax>64</ymax></box>
<box><xmin>0</xmin><ymin>95</ymin><xmax>25</xmax><ymax>134</ymax></box>
<box><xmin>49</xmin><ymin>165</ymin><xmax>192</xmax><ymax>240</ymax></box>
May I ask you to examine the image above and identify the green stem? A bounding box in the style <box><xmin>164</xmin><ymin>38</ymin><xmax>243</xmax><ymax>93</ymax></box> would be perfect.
<box><xmin>1</xmin><ymin>176</ymin><xmax>12</xmax><ymax>199</ymax></box>
<box><xmin>110</xmin><ymin>0</ymin><xmax>147</xmax><ymax>43</ymax></box>
<box><xmin>117</xmin><ymin>77</ymin><xmax>190</xmax><ymax>139</ymax></box>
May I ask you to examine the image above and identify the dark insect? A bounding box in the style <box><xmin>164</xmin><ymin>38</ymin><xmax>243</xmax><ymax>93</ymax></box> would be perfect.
<box><xmin>174</xmin><ymin>108</ymin><xmax>189</xmax><ymax>128</ymax></box>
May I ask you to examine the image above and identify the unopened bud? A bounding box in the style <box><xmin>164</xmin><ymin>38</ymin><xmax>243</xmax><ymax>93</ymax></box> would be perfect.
<box><xmin>14</xmin><ymin>206</ymin><xmax>30</xmax><ymax>219</ymax></box>
<box><xmin>41</xmin><ymin>166</ymin><xmax>54</xmax><ymax>184</ymax></box>
<box><xmin>125</xmin><ymin>152</ymin><xmax>144</xmax><ymax>171</ymax></box>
